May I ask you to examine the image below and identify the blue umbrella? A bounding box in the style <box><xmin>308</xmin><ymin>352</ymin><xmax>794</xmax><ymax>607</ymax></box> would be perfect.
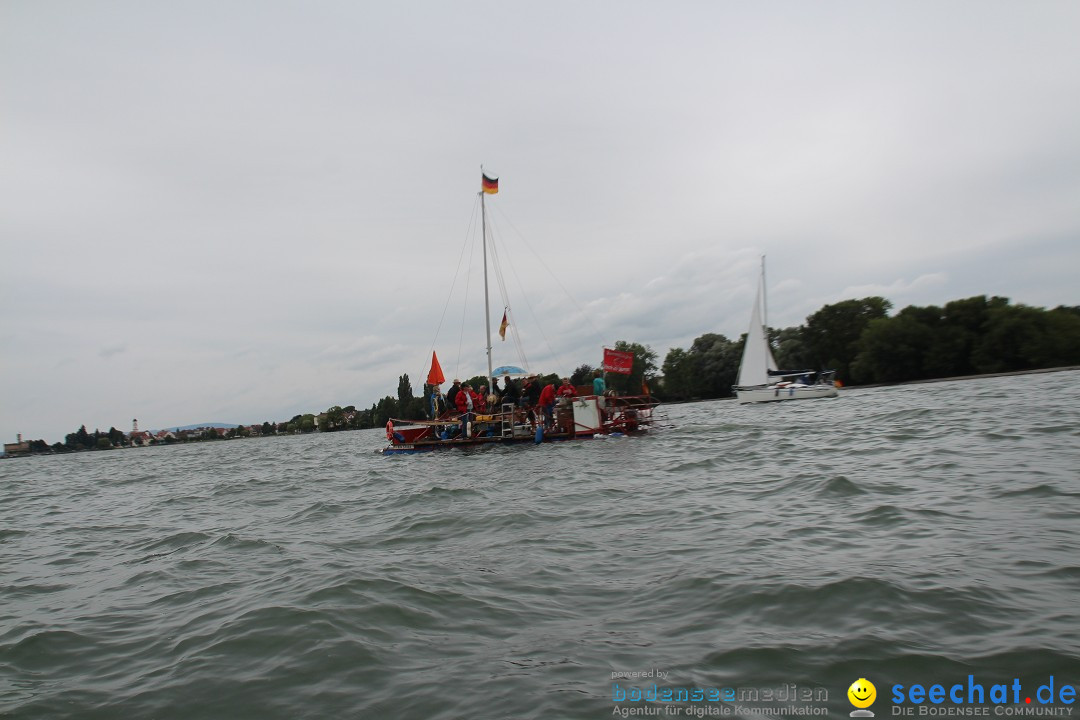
<box><xmin>491</xmin><ymin>365</ymin><xmax>529</xmax><ymax>377</ymax></box>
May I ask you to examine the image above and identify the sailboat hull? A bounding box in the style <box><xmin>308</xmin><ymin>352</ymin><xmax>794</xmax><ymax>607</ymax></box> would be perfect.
<box><xmin>736</xmin><ymin>384</ymin><xmax>839</xmax><ymax>404</ymax></box>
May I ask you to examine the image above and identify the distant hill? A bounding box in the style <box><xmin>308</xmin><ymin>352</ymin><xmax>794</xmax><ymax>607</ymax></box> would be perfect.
<box><xmin>158</xmin><ymin>423</ymin><xmax>240</xmax><ymax>432</ymax></box>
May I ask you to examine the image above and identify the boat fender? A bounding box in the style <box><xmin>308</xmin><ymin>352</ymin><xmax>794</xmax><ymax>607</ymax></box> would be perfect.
<box><xmin>466</xmin><ymin>421</ymin><xmax>472</xmax><ymax>439</ymax></box>
<box><xmin>385</xmin><ymin>421</ymin><xmax>395</xmax><ymax>442</ymax></box>
<box><xmin>534</xmin><ymin>425</ymin><xmax>543</xmax><ymax>444</ymax></box>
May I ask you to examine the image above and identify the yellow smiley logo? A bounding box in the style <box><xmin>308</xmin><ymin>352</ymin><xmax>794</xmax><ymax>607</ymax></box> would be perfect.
<box><xmin>847</xmin><ymin>678</ymin><xmax>877</xmax><ymax>709</ymax></box>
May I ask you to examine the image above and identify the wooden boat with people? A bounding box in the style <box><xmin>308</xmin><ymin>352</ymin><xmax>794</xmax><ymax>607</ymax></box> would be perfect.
<box><xmin>383</xmin><ymin>385</ymin><xmax>658</xmax><ymax>454</ymax></box>
<box><xmin>381</xmin><ymin>171</ymin><xmax>659</xmax><ymax>454</ymax></box>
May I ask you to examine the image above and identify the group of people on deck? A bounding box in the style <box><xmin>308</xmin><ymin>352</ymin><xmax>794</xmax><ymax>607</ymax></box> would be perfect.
<box><xmin>433</xmin><ymin>370</ymin><xmax>605</xmax><ymax>438</ymax></box>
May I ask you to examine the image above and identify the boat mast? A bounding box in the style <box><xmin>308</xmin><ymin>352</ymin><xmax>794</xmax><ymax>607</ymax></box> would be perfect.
<box><xmin>760</xmin><ymin>254</ymin><xmax>768</xmax><ymax>332</ymax></box>
<box><xmin>481</xmin><ymin>188</ymin><xmax>494</xmax><ymax>390</ymax></box>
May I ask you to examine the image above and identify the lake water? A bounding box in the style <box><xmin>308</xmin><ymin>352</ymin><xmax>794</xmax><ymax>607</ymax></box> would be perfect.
<box><xmin>3</xmin><ymin>371</ymin><xmax>1079</xmax><ymax>719</ymax></box>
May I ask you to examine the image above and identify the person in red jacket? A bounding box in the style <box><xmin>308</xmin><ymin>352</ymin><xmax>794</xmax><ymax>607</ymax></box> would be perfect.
<box><xmin>538</xmin><ymin>380</ymin><xmax>556</xmax><ymax>430</ymax></box>
<box><xmin>456</xmin><ymin>383</ymin><xmax>478</xmax><ymax>437</ymax></box>
<box><xmin>557</xmin><ymin>377</ymin><xmax>577</xmax><ymax>398</ymax></box>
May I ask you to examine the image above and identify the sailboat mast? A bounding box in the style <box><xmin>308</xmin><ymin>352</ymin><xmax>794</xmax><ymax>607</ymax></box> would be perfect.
<box><xmin>761</xmin><ymin>254</ymin><xmax>768</xmax><ymax>332</ymax></box>
<box><xmin>481</xmin><ymin>190</ymin><xmax>494</xmax><ymax>389</ymax></box>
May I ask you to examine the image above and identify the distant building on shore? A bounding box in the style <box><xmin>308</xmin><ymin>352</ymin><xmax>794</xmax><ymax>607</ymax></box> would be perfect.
<box><xmin>4</xmin><ymin>433</ymin><xmax>30</xmax><ymax>456</ymax></box>
<box><xmin>129</xmin><ymin>419</ymin><xmax>151</xmax><ymax>446</ymax></box>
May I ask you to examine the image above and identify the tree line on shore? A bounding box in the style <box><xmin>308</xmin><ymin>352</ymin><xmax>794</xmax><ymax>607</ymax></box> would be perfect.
<box><xmin>13</xmin><ymin>294</ymin><xmax>1079</xmax><ymax>454</ymax></box>
<box><xmin>660</xmin><ymin>294</ymin><xmax>1080</xmax><ymax>401</ymax></box>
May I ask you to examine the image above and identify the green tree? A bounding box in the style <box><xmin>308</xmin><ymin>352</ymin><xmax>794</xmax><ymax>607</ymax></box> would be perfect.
<box><xmin>772</xmin><ymin>326</ymin><xmax>808</xmax><ymax>370</ymax></box>
<box><xmin>803</xmin><ymin>297</ymin><xmax>891</xmax><ymax>382</ymax></box>
<box><xmin>1041</xmin><ymin>308</ymin><xmax>1080</xmax><ymax>365</ymax></box>
<box><xmin>397</xmin><ymin>375</ymin><xmax>414</xmax><ymax>417</ymax></box>
<box><xmin>569</xmin><ymin>364</ymin><xmax>595</xmax><ymax>386</ymax></box>
<box><xmin>661</xmin><ymin>334</ymin><xmax>742</xmax><ymax>401</ymax></box>
<box><xmin>972</xmin><ymin>303</ymin><xmax>1080</xmax><ymax>373</ymax></box>
<box><xmin>65</xmin><ymin>425</ymin><xmax>93</xmax><ymax>450</ymax></box>
<box><xmin>373</xmin><ymin>397</ymin><xmax>399</xmax><ymax>427</ymax></box>
<box><xmin>662</xmin><ymin>347</ymin><xmax>696</xmax><ymax>400</ymax></box>
<box><xmin>690</xmin><ymin>333</ymin><xmax>740</xmax><ymax>398</ymax></box>
<box><xmin>851</xmin><ymin>314</ymin><xmax>936</xmax><ymax>383</ymax></box>
<box><xmin>933</xmin><ymin>296</ymin><xmax>1007</xmax><ymax>376</ymax></box>
<box><xmin>324</xmin><ymin>406</ymin><xmax>345</xmax><ymax>430</ymax></box>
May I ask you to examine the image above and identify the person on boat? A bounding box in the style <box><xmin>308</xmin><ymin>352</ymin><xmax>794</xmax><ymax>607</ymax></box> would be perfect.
<box><xmin>557</xmin><ymin>378</ymin><xmax>577</xmax><ymax>398</ymax></box>
<box><xmin>538</xmin><ymin>380</ymin><xmax>556</xmax><ymax>430</ymax></box>
<box><xmin>446</xmin><ymin>379</ymin><xmax>461</xmax><ymax>411</ymax></box>
<box><xmin>499</xmin><ymin>374</ymin><xmax>519</xmax><ymax>406</ymax></box>
<box><xmin>592</xmin><ymin>369</ymin><xmax>605</xmax><ymax>396</ymax></box>
<box><xmin>456</xmin><ymin>383</ymin><xmax>477</xmax><ymax>437</ymax></box>
<box><xmin>522</xmin><ymin>375</ymin><xmax>542</xmax><ymax>429</ymax></box>
<box><xmin>429</xmin><ymin>386</ymin><xmax>446</xmax><ymax>418</ymax></box>
<box><xmin>593</xmin><ymin>369</ymin><xmax>607</xmax><ymax>418</ymax></box>
<box><xmin>524</xmin><ymin>375</ymin><xmax>541</xmax><ymax>407</ymax></box>
<box><xmin>476</xmin><ymin>385</ymin><xmax>489</xmax><ymax>413</ymax></box>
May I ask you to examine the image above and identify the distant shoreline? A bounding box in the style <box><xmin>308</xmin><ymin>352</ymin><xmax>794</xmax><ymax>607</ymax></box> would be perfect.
<box><xmin>6</xmin><ymin>366</ymin><xmax>1078</xmax><ymax>455</ymax></box>
<box><xmin>666</xmin><ymin>365</ymin><xmax>1080</xmax><ymax>404</ymax></box>
<box><xmin>845</xmin><ymin>364</ymin><xmax>1080</xmax><ymax>390</ymax></box>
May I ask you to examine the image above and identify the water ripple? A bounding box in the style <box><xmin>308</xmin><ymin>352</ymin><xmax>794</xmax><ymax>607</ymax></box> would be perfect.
<box><xmin>1</xmin><ymin>371</ymin><xmax>1079</xmax><ymax>718</ymax></box>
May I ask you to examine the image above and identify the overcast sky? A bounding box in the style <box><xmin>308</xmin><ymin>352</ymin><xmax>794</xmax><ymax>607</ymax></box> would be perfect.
<box><xmin>3</xmin><ymin>1</ymin><xmax>1079</xmax><ymax>443</ymax></box>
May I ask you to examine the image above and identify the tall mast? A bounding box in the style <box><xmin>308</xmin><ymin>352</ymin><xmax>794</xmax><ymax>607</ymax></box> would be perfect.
<box><xmin>481</xmin><ymin>189</ymin><xmax>493</xmax><ymax>389</ymax></box>
<box><xmin>760</xmin><ymin>254</ymin><xmax>768</xmax><ymax>334</ymax></box>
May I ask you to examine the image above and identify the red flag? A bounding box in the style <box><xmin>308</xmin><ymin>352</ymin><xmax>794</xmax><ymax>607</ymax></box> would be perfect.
<box><xmin>602</xmin><ymin>348</ymin><xmax>633</xmax><ymax>375</ymax></box>
<box><xmin>499</xmin><ymin>310</ymin><xmax>508</xmax><ymax>340</ymax></box>
<box><xmin>426</xmin><ymin>351</ymin><xmax>445</xmax><ymax>386</ymax></box>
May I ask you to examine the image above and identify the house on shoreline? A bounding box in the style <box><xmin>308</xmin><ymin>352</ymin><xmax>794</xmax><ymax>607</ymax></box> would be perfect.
<box><xmin>3</xmin><ymin>434</ymin><xmax>30</xmax><ymax>457</ymax></box>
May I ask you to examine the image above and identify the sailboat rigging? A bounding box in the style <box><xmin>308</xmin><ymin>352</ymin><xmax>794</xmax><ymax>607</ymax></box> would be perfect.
<box><xmin>381</xmin><ymin>170</ymin><xmax>659</xmax><ymax>453</ymax></box>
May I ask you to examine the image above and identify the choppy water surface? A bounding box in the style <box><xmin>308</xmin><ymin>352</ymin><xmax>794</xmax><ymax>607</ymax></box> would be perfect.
<box><xmin>3</xmin><ymin>372</ymin><xmax>1080</xmax><ymax>719</ymax></box>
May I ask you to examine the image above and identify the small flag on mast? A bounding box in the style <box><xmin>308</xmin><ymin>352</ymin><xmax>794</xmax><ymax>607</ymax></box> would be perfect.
<box><xmin>482</xmin><ymin>172</ymin><xmax>499</xmax><ymax>194</ymax></box>
<box><xmin>499</xmin><ymin>309</ymin><xmax>509</xmax><ymax>340</ymax></box>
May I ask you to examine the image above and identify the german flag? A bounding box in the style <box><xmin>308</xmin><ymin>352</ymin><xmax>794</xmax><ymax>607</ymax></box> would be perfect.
<box><xmin>499</xmin><ymin>309</ymin><xmax>509</xmax><ymax>340</ymax></box>
<box><xmin>482</xmin><ymin>173</ymin><xmax>499</xmax><ymax>194</ymax></box>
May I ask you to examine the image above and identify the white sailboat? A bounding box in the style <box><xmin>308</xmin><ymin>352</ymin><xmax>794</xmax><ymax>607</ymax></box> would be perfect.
<box><xmin>733</xmin><ymin>259</ymin><xmax>839</xmax><ymax>404</ymax></box>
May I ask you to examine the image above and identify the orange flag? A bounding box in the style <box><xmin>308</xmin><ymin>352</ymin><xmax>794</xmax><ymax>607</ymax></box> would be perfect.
<box><xmin>426</xmin><ymin>351</ymin><xmax>445</xmax><ymax>386</ymax></box>
<box><xmin>499</xmin><ymin>310</ymin><xmax>509</xmax><ymax>340</ymax></box>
